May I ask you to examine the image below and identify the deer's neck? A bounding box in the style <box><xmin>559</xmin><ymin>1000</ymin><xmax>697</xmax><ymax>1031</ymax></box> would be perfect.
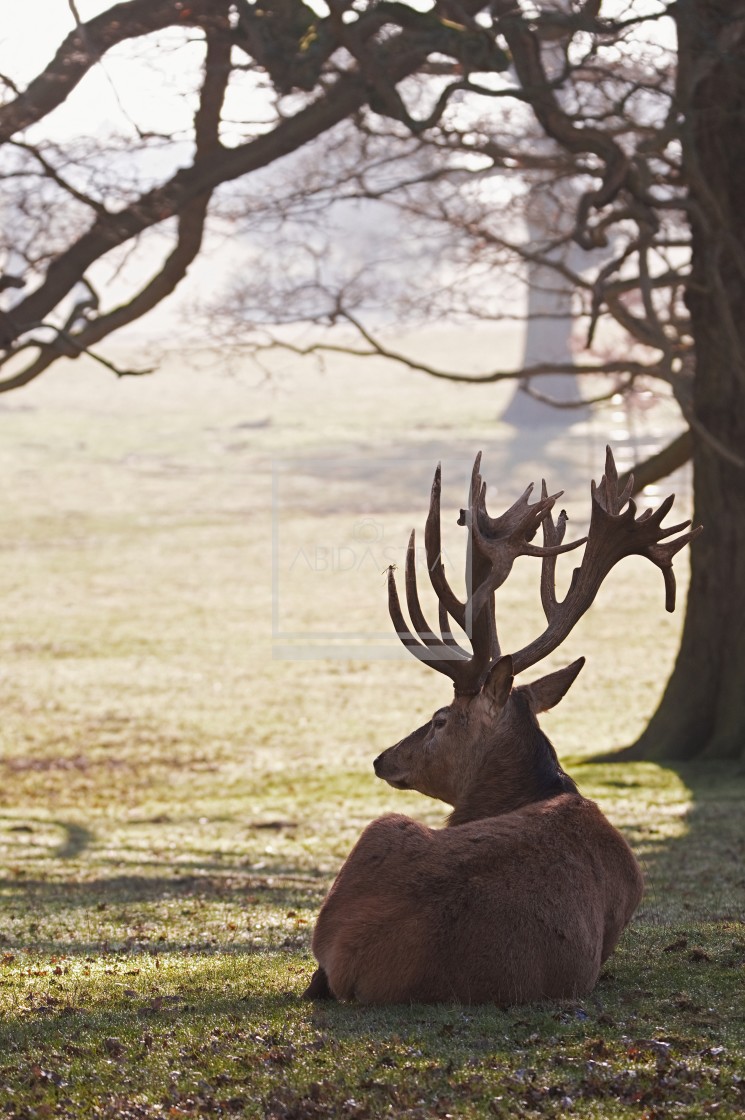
<box><xmin>447</xmin><ymin>717</ymin><xmax>578</xmax><ymax>827</ymax></box>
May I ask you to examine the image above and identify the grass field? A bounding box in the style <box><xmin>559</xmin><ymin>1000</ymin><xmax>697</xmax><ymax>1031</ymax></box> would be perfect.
<box><xmin>0</xmin><ymin>350</ymin><xmax>743</xmax><ymax>1118</ymax></box>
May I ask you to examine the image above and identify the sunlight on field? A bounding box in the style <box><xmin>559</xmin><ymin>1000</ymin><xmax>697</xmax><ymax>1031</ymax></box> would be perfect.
<box><xmin>0</xmin><ymin>336</ymin><xmax>691</xmax><ymax>783</ymax></box>
<box><xmin>0</xmin><ymin>342</ymin><xmax>702</xmax><ymax>898</ymax></box>
<box><xmin>1</xmin><ymin>349</ymin><xmax>742</xmax><ymax>1120</ymax></box>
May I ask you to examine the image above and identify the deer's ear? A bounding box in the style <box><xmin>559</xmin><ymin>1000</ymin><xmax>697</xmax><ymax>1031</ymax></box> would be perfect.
<box><xmin>523</xmin><ymin>657</ymin><xmax>585</xmax><ymax>713</ymax></box>
<box><xmin>482</xmin><ymin>655</ymin><xmax>514</xmax><ymax>708</ymax></box>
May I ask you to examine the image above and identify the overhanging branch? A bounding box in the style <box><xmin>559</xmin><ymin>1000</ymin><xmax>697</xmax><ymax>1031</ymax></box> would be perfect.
<box><xmin>245</xmin><ymin>307</ymin><xmax>670</xmax><ymax>387</ymax></box>
<box><xmin>619</xmin><ymin>430</ymin><xmax>694</xmax><ymax>495</ymax></box>
<box><xmin>0</xmin><ymin>0</ymin><xmax>219</xmax><ymax>143</ymax></box>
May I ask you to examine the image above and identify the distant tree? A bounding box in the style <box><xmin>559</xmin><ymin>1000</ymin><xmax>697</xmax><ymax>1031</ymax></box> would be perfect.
<box><xmin>209</xmin><ymin>10</ymin><xmax>694</xmax><ymax>456</ymax></box>
<box><xmin>1</xmin><ymin>1</ymin><xmax>743</xmax><ymax>759</ymax></box>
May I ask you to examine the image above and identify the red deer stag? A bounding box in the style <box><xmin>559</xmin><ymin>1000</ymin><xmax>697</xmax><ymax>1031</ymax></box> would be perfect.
<box><xmin>304</xmin><ymin>448</ymin><xmax>700</xmax><ymax>1005</ymax></box>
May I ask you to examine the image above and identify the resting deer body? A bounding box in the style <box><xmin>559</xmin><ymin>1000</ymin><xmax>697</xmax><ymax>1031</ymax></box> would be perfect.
<box><xmin>305</xmin><ymin>450</ymin><xmax>700</xmax><ymax>1005</ymax></box>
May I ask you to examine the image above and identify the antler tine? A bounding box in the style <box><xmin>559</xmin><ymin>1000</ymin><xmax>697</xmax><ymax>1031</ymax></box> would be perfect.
<box><xmin>458</xmin><ymin>452</ymin><xmax>502</xmax><ymax>667</ymax></box>
<box><xmin>387</xmin><ymin>566</ymin><xmax>427</xmax><ymax>661</ymax></box>
<box><xmin>649</xmin><ymin>523</ymin><xmax>703</xmax><ymax>612</ymax></box>
<box><xmin>510</xmin><ymin>446</ymin><xmax>702</xmax><ymax>675</ymax></box>
<box><xmin>438</xmin><ymin>599</ymin><xmax>471</xmax><ymax>654</ymax></box>
<box><xmin>424</xmin><ymin>463</ymin><xmax>466</xmax><ymax>632</ymax></box>
<box><xmin>428</xmin><ymin>454</ymin><xmax>500</xmax><ymax>675</ymax></box>
<box><xmin>405</xmin><ymin>530</ymin><xmax>470</xmax><ymax>652</ymax></box>
<box><xmin>472</xmin><ymin>479</ymin><xmax>536</xmax><ymax>535</ymax></box>
<box><xmin>404</xmin><ymin>530</ymin><xmax>436</xmax><ymax>644</ymax></box>
<box><xmin>538</xmin><ymin>479</ymin><xmax>570</xmax><ymax>622</ymax></box>
<box><xmin>466</xmin><ymin>474</ymin><xmax>587</xmax><ymax>624</ymax></box>
<box><xmin>592</xmin><ymin>443</ymin><xmax>626</xmax><ymax>515</ymax></box>
<box><xmin>388</xmin><ymin>459</ymin><xmax>501</xmax><ymax>694</ymax></box>
<box><xmin>657</xmin><ymin>519</ymin><xmax>696</xmax><ymax>540</ymax></box>
<box><xmin>452</xmin><ymin>453</ymin><xmax>499</xmax><ymax>686</ymax></box>
<box><xmin>387</xmin><ymin>566</ymin><xmax>469</xmax><ymax>681</ymax></box>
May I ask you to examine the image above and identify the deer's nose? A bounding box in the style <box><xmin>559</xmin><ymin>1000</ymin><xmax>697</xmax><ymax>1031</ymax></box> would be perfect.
<box><xmin>373</xmin><ymin>754</ymin><xmax>384</xmax><ymax>775</ymax></box>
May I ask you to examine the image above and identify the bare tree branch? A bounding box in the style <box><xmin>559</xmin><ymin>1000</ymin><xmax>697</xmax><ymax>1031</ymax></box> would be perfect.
<box><xmin>4</xmin><ymin>3</ymin><xmax>493</xmax><ymax>349</ymax></box>
<box><xmin>244</xmin><ymin>304</ymin><xmax>670</xmax><ymax>388</ymax></box>
<box><xmin>0</xmin><ymin>6</ymin><xmax>233</xmax><ymax>393</ymax></box>
<box><xmin>0</xmin><ymin>0</ymin><xmax>218</xmax><ymax>143</ymax></box>
<box><xmin>619</xmin><ymin>430</ymin><xmax>694</xmax><ymax>496</ymax></box>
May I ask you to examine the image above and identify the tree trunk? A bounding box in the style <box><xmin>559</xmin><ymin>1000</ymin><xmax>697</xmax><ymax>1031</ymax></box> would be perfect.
<box><xmin>630</xmin><ymin>1</ymin><xmax>745</xmax><ymax>762</ymax></box>
<box><xmin>502</xmin><ymin>212</ymin><xmax>590</xmax><ymax>427</ymax></box>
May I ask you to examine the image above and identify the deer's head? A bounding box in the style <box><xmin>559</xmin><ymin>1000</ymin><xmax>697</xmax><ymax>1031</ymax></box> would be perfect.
<box><xmin>375</xmin><ymin>448</ymin><xmax>700</xmax><ymax>819</ymax></box>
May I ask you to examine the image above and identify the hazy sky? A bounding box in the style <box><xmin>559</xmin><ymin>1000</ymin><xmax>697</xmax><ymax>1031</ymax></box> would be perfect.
<box><xmin>1</xmin><ymin>1</ymin><xmax>672</xmax><ymax>349</ymax></box>
<box><xmin>2</xmin><ymin>1</ymin><xmax>208</xmax><ymax>143</ymax></box>
<box><xmin>1</xmin><ymin>1</ymin><xmax>436</xmax><ymax>345</ymax></box>
<box><xmin>6</xmin><ymin>2</ymin><xmax>112</xmax><ymax>100</ymax></box>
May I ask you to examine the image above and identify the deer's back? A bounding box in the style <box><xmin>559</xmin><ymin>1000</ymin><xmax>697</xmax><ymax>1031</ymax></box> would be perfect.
<box><xmin>312</xmin><ymin>794</ymin><xmax>643</xmax><ymax>1004</ymax></box>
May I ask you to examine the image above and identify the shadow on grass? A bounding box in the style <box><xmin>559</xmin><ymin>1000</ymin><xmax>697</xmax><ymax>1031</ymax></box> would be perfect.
<box><xmin>53</xmin><ymin>821</ymin><xmax>94</xmax><ymax>859</ymax></box>
<box><xmin>0</xmin><ymin>817</ymin><xmax>95</xmax><ymax>860</ymax></box>
<box><xmin>579</xmin><ymin>755</ymin><xmax>745</xmax><ymax>926</ymax></box>
<box><xmin>0</xmin><ymin>866</ymin><xmax>326</xmax><ymax>958</ymax></box>
<box><xmin>0</xmin><ymin>979</ymin><xmax>594</xmax><ymax>1076</ymax></box>
<box><xmin>2</xmin><ymin>760</ymin><xmax>742</xmax><ymax>972</ymax></box>
<box><xmin>0</xmin><ymin>869</ymin><xmax>323</xmax><ymax>913</ymax></box>
<box><xmin>0</xmin><ymin>987</ymin><xmax>303</xmax><ymax>1046</ymax></box>
<box><xmin>640</xmin><ymin>761</ymin><xmax>744</xmax><ymax>924</ymax></box>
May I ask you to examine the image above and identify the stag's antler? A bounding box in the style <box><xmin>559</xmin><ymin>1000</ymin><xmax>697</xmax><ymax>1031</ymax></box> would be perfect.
<box><xmin>388</xmin><ymin>453</ymin><xmax>586</xmax><ymax>694</ymax></box>
<box><xmin>389</xmin><ymin>447</ymin><xmax>701</xmax><ymax>693</ymax></box>
<box><xmin>511</xmin><ymin>446</ymin><xmax>702</xmax><ymax>674</ymax></box>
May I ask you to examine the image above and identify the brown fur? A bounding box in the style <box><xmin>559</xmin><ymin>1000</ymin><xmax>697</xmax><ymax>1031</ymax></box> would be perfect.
<box><xmin>306</xmin><ymin>659</ymin><xmax>644</xmax><ymax>1005</ymax></box>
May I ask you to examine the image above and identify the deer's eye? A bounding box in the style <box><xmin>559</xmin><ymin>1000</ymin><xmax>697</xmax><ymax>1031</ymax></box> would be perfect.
<box><xmin>432</xmin><ymin>713</ymin><xmax>448</xmax><ymax>729</ymax></box>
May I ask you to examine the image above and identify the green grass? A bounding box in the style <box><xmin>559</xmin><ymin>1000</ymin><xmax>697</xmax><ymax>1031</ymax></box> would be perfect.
<box><xmin>0</xmin><ymin>355</ymin><xmax>742</xmax><ymax>1118</ymax></box>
